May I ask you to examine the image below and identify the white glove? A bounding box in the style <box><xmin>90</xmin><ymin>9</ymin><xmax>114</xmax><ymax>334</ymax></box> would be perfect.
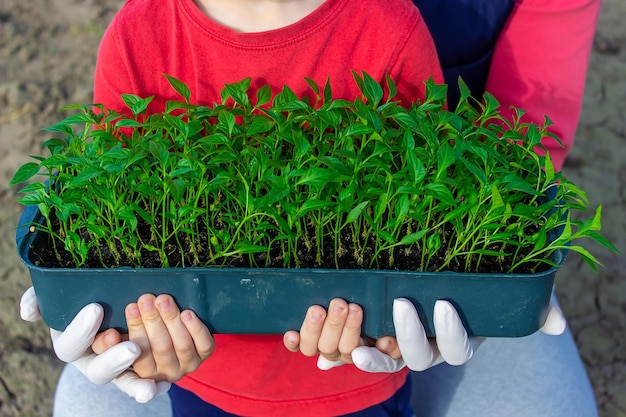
<box><xmin>20</xmin><ymin>286</ymin><xmax>171</xmax><ymax>402</ymax></box>
<box><xmin>349</xmin><ymin>293</ymin><xmax>566</xmax><ymax>373</ymax></box>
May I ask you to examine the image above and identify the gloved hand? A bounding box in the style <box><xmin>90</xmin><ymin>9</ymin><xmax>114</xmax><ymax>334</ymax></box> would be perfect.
<box><xmin>20</xmin><ymin>286</ymin><xmax>171</xmax><ymax>402</ymax></box>
<box><xmin>333</xmin><ymin>293</ymin><xmax>566</xmax><ymax>373</ymax></box>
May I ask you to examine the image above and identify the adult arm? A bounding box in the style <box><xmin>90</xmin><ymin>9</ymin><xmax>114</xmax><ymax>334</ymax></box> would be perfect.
<box><xmin>485</xmin><ymin>0</ymin><xmax>601</xmax><ymax>171</ymax></box>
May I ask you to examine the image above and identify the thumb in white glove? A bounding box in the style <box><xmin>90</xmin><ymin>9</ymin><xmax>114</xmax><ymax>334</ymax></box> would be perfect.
<box><xmin>19</xmin><ymin>286</ymin><xmax>170</xmax><ymax>403</ymax></box>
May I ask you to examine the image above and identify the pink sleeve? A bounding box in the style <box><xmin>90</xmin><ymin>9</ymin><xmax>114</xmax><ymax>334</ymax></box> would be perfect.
<box><xmin>485</xmin><ymin>0</ymin><xmax>601</xmax><ymax>171</ymax></box>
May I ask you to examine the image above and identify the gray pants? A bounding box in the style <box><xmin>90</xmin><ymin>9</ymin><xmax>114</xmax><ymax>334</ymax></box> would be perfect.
<box><xmin>54</xmin><ymin>327</ymin><xmax>597</xmax><ymax>417</ymax></box>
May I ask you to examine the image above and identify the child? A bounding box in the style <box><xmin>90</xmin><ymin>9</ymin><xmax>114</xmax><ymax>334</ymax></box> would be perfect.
<box><xmin>90</xmin><ymin>0</ymin><xmax>443</xmax><ymax>415</ymax></box>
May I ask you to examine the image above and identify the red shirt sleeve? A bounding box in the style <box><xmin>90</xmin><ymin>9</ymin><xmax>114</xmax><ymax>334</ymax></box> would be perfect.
<box><xmin>93</xmin><ymin>15</ymin><xmax>135</xmax><ymax>115</ymax></box>
<box><xmin>485</xmin><ymin>0</ymin><xmax>601</xmax><ymax>171</ymax></box>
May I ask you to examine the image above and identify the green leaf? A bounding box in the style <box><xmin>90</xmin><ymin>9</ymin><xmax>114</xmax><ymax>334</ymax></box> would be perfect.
<box><xmin>406</xmin><ymin>151</ymin><xmax>426</xmax><ymax>184</ymax></box>
<box><xmin>121</xmin><ymin>94</ymin><xmax>154</xmax><ymax>116</ymax></box>
<box><xmin>54</xmin><ymin>113</ymin><xmax>94</xmax><ymax>126</ymax></box>
<box><xmin>442</xmin><ymin>204</ymin><xmax>472</xmax><ymax>224</ymax></box>
<box><xmin>57</xmin><ymin>203</ymin><xmax>82</xmax><ymax>222</ymax></box>
<box><xmin>590</xmin><ymin>205</ymin><xmax>602</xmax><ymax>231</ymax></box>
<box><xmin>378</xmin><ymin>231</ymin><xmax>395</xmax><ymax>244</ymax></box>
<box><xmin>17</xmin><ymin>193</ymin><xmax>46</xmax><ymax>206</ymax></box>
<box><xmin>426</xmin><ymin>233</ymin><xmax>442</xmax><ymax>253</ymax></box>
<box><xmin>129</xmin><ymin>201</ymin><xmax>155</xmax><ymax>226</ymax></box>
<box><xmin>224</xmin><ymin>81</ymin><xmax>251</xmax><ymax>108</ymax></box>
<box><xmin>267</xmin><ymin>183</ymin><xmax>290</xmax><ymax>206</ymax></box>
<box><xmin>401</xmin><ymin>129</ymin><xmax>415</xmax><ymax>151</ymax></box>
<box><xmin>118</xmin><ymin>207</ymin><xmax>138</xmax><ymax>230</ymax></box>
<box><xmin>490</xmin><ymin>184</ymin><xmax>504</xmax><ymax>211</ymax></box>
<box><xmin>165</xmin><ymin>113</ymin><xmax>189</xmax><ymax>137</ymax></box>
<box><xmin>424</xmin><ymin>183</ymin><xmax>456</xmax><ymax>207</ymax></box>
<box><xmin>42</xmin><ymin>121</ymin><xmax>76</xmax><ymax>135</ymax></box>
<box><xmin>345</xmin><ymin>201</ymin><xmax>369</xmax><ymax>224</ymax></box>
<box><xmin>149</xmin><ymin>141</ymin><xmax>170</xmax><ymax>166</ymax></box>
<box><xmin>86</xmin><ymin>223</ymin><xmax>109</xmax><ymax>239</ymax></box>
<box><xmin>273</xmin><ymin>84</ymin><xmax>299</xmax><ymax>106</ymax></box>
<box><xmin>344</xmin><ymin>124</ymin><xmax>374</xmax><ymax>137</ymax></box>
<box><xmin>322</xmin><ymin>77</ymin><xmax>333</xmax><ymax>104</ymax></box>
<box><xmin>296</xmin><ymin>199</ymin><xmax>333</xmax><ymax>218</ymax></box>
<box><xmin>391</xmin><ymin>112</ymin><xmax>417</xmax><ymax>129</ymax></box>
<box><xmin>384</xmin><ymin>73</ymin><xmax>398</xmax><ymax>102</ymax></box>
<box><xmin>351</xmin><ymin>70</ymin><xmax>365</xmax><ymax>98</ymax></box>
<box><xmin>373</xmin><ymin>194</ymin><xmax>388</xmax><ymax>223</ymax></box>
<box><xmin>583</xmin><ymin>230</ymin><xmax>620</xmax><ymax>253</ymax></box>
<box><xmin>272</xmin><ymin>100</ymin><xmax>309</xmax><ymax>111</ymax></box>
<box><xmin>395</xmin><ymin>194</ymin><xmax>410</xmax><ymax>220</ymax></box>
<box><xmin>209</xmin><ymin>171</ymin><xmax>236</xmax><ymax>186</ymax></box>
<box><xmin>255</xmin><ymin>84</ymin><xmax>272</xmax><ymax>107</ymax></box>
<box><xmin>10</xmin><ymin>162</ymin><xmax>41</xmax><ymax>185</ymax></box>
<box><xmin>457</xmin><ymin>77</ymin><xmax>472</xmax><ymax>106</ymax></box>
<box><xmin>218</xmin><ymin>111</ymin><xmax>236</xmax><ymax>135</ymax></box>
<box><xmin>502</xmin><ymin>173</ymin><xmax>542</xmax><ymax>196</ymax></box>
<box><xmin>361</xmin><ymin>71</ymin><xmax>384</xmax><ymax>106</ymax></box>
<box><xmin>142</xmin><ymin>244</ymin><xmax>161</xmax><ymax>252</ymax></box>
<box><xmin>459</xmin><ymin>157</ymin><xmax>487</xmax><ymax>185</ymax></box>
<box><xmin>544</xmin><ymin>152</ymin><xmax>555</xmax><ymax>184</ymax></box>
<box><xmin>567</xmin><ymin>245</ymin><xmax>602</xmax><ymax>272</ymax></box>
<box><xmin>399</xmin><ymin>230</ymin><xmax>428</xmax><ymax>245</ymax></box>
<box><xmin>17</xmin><ymin>182</ymin><xmax>46</xmax><ymax>194</ymax></box>
<box><xmin>115</xmin><ymin>119</ymin><xmax>144</xmax><ymax>128</ymax></box>
<box><xmin>293</xmin><ymin>132</ymin><xmax>310</xmax><ymax>160</ymax></box>
<box><xmin>436</xmin><ymin>143</ymin><xmax>455</xmax><ymax>177</ymax></box>
<box><xmin>304</xmin><ymin>77</ymin><xmax>320</xmax><ymax>97</ymax></box>
<box><xmin>481</xmin><ymin>92</ymin><xmax>501</xmax><ymax>116</ymax></box>
<box><xmin>532</xmin><ymin>227</ymin><xmax>548</xmax><ymax>252</ymax></box>
<box><xmin>165</xmin><ymin>177</ymin><xmax>187</xmax><ymax>203</ymax></box>
<box><xmin>423</xmin><ymin>77</ymin><xmax>448</xmax><ymax>103</ymax></box>
<box><xmin>474</xmin><ymin>249</ymin><xmax>509</xmax><ymax>257</ymax></box>
<box><xmin>68</xmin><ymin>166</ymin><xmax>104</xmax><ymax>187</ymax></box>
<box><xmin>163</xmin><ymin>74</ymin><xmax>191</xmax><ymax>103</ymax></box>
<box><xmin>295</xmin><ymin>168</ymin><xmax>341</xmax><ymax>187</ymax></box>
<box><xmin>235</xmin><ymin>243</ymin><xmax>268</xmax><ymax>254</ymax></box>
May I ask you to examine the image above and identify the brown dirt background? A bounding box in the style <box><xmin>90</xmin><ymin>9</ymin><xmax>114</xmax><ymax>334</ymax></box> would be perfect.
<box><xmin>1</xmin><ymin>1</ymin><xmax>625</xmax><ymax>416</ymax></box>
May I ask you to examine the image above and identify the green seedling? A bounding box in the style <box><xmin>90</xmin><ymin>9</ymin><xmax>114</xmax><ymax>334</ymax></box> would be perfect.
<box><xmin>10</xmin><ymin>72</ymin><xmax>618</xmax><ymax>272</ymax></box>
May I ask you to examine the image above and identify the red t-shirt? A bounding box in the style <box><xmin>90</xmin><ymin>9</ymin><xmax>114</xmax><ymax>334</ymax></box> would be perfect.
<box><xmin>93</xmin><ymin>0</ymin><xmax>443</xmax><ymax>416</ymax></box>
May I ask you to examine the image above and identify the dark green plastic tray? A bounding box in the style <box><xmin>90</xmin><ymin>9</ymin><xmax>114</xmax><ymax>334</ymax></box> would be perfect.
<box><xmin>16</xmin><ymin>205</ymin><xmax>564</xmax><ymax>338</ymax></box>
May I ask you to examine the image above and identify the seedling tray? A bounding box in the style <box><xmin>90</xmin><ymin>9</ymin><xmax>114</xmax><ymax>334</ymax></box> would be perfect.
<box><xmin>16</xmin><ymin>205</ymin><xmax>564</xmax><ymax>338</ymax></box>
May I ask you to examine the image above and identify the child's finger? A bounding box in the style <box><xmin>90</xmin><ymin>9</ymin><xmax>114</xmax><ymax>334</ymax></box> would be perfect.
<box><xmin>298</xmin><ymin>305</ymin><xmax>327</xmax><ymax>356</ymax></box>
<box><xmin>179</xmin><ymin>309</ymin><xmax>214</xmax><ymax>360</ymax></box>
<box><xmin>92</xmin><ymin>328</ymin><xmax>123</xmax><ymax>354</ymax></box>
<box><xmin>317</xmin><ymin>298</ymin><xmax>349</xmax><ymax>359</ymax></box>
<box><xmin>125</xmin><ymin>301</ymin><xmax>158</xmax><ymax>377</ymax></box>
<box><xmin>136</xmin><ymin>294</ymin><xmax>181</xmax><ymax>377</ymax></box>
<box><xmin>154</xmin><ymin>295</ymin><xmax>200</xmax><ymax>370</ymax></box>
<box><xmin>336</xmin><ymin>303</ymin><xmax>363</xmax><ymax>363</ymax></box>
<box><xmin>282</xmin><ymin>330</ymin><xmax>301</xmax><ymax>352</ymax></box>
<box><xmin>374</xmin><ymin>336</ymin><xmax>402</xmax><ymax>359</ymax></box>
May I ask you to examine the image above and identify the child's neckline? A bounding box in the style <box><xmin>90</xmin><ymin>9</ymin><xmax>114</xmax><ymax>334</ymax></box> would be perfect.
<box><xmin>192</xmin><ymin>0</ymin><xmax>328</xmax><ymax>33</ymax></box>
<box><xmin>180</xmin><ymin>0</ymin><xmax>346</xmax><ymax>47</ymax></box>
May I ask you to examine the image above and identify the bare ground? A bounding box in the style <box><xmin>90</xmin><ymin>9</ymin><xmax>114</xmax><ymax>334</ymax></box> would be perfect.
<box><xmin>0</xmin><ymin>1</ymin><xmax>625</xmax><ymax>416</ymax></box>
